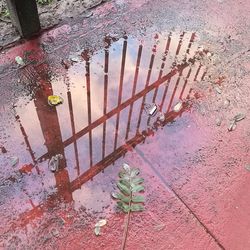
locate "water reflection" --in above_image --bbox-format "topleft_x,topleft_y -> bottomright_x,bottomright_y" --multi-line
2,31 -> 206,229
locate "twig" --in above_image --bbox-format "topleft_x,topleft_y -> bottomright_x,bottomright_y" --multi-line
0,17 -> 11,23
121,192 -> 132,250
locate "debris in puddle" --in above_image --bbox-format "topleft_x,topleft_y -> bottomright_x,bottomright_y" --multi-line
51,228 -> 60,237
0,146 -> 7,154
15,56 -> 25,66
19,164 -> 33,174
48,95 -> 64,106
70,57 -> 80,63
48,154 -> 63,172
233,113 -> 246,122
144,103 -> 158,116
214,86 -> 222,94
10,156 -> 19,167
197,104 -> 206,116
245,164 -> 250,171
94,219 -> 107,236
223,99 -> 230,108
215,76 -> 226,86
228,120 -> 237,131
216,117 -> 222,126
197,46 -> 204,52
82,10 -> 93,18
154,223 -> 166,231
173,101 -> 183,112
61,59 -> 72,69
158,112 -> 165,122
227,113 -> 246,131
206,52 -> 212,58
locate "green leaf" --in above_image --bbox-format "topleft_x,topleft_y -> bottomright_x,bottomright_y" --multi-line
10,156 -> 19,167
117,182 -> 131,195
111,192 -> 120,199
130,168 -> 140,177
119,179 -> 130,188
117,201 -> 130,213
130,204 -> 144,212
131,184 -> 144,193
131,177 -> 144,185
111,192 -> 130,203
132,195 -> 145,203
119,170 -> 129,180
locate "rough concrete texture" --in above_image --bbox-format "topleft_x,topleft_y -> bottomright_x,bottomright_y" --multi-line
0,0 -> 249,249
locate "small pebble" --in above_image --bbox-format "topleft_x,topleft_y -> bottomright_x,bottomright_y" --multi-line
216,117 -> 222,126
234,113 -> 246,122
158,112 -> 165,122
51,228 -> 60,237
173,102 -> 183,112
70,57 -> 79,63
0,146 -> 7,154
228,120 -> 236,131
223,99 -> 230,108
214,86 -> 222,94
245,164 -> 250,171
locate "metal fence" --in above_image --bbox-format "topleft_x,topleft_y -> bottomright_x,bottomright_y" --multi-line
11,31 -> 205,228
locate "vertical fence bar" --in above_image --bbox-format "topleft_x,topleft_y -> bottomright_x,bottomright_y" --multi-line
159,78 -> 171,111
194,64 -> 202,81
85,55 -> 93,167
102,39 -> 110,159
200,69 -> 207,81
113,38 -> 128,150
178,33 -> 197,99
146,33 -> 172,124
186,63 -> 205,98
166,69 -> 183,113
186,33 -> 196,56
175,32 -> 185,56
179,68 -> 192,99
67,89 -> 80,176
125,44 -> 143,140
151,33 -> 172,104
136,42 -> 157,133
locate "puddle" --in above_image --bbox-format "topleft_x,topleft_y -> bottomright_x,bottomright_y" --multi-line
0,30 -> 206,246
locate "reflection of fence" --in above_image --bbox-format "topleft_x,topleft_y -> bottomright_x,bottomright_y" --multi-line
13,32 -> 205,228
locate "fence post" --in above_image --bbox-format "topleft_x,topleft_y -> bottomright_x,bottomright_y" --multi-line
6,0 -> 40,38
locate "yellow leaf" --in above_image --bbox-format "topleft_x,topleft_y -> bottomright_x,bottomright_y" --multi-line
48,95 -> 64,106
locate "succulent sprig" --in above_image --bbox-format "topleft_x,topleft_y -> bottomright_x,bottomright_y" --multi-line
112,163 -> 145,250
112,163 -> 145,213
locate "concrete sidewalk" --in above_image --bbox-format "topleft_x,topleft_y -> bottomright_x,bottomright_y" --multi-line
0,0 -> 249,249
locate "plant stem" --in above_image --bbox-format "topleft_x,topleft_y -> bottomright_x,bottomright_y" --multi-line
121,191 -> 132,249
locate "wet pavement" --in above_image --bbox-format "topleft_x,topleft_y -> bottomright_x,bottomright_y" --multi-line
0,0 -> 250,249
